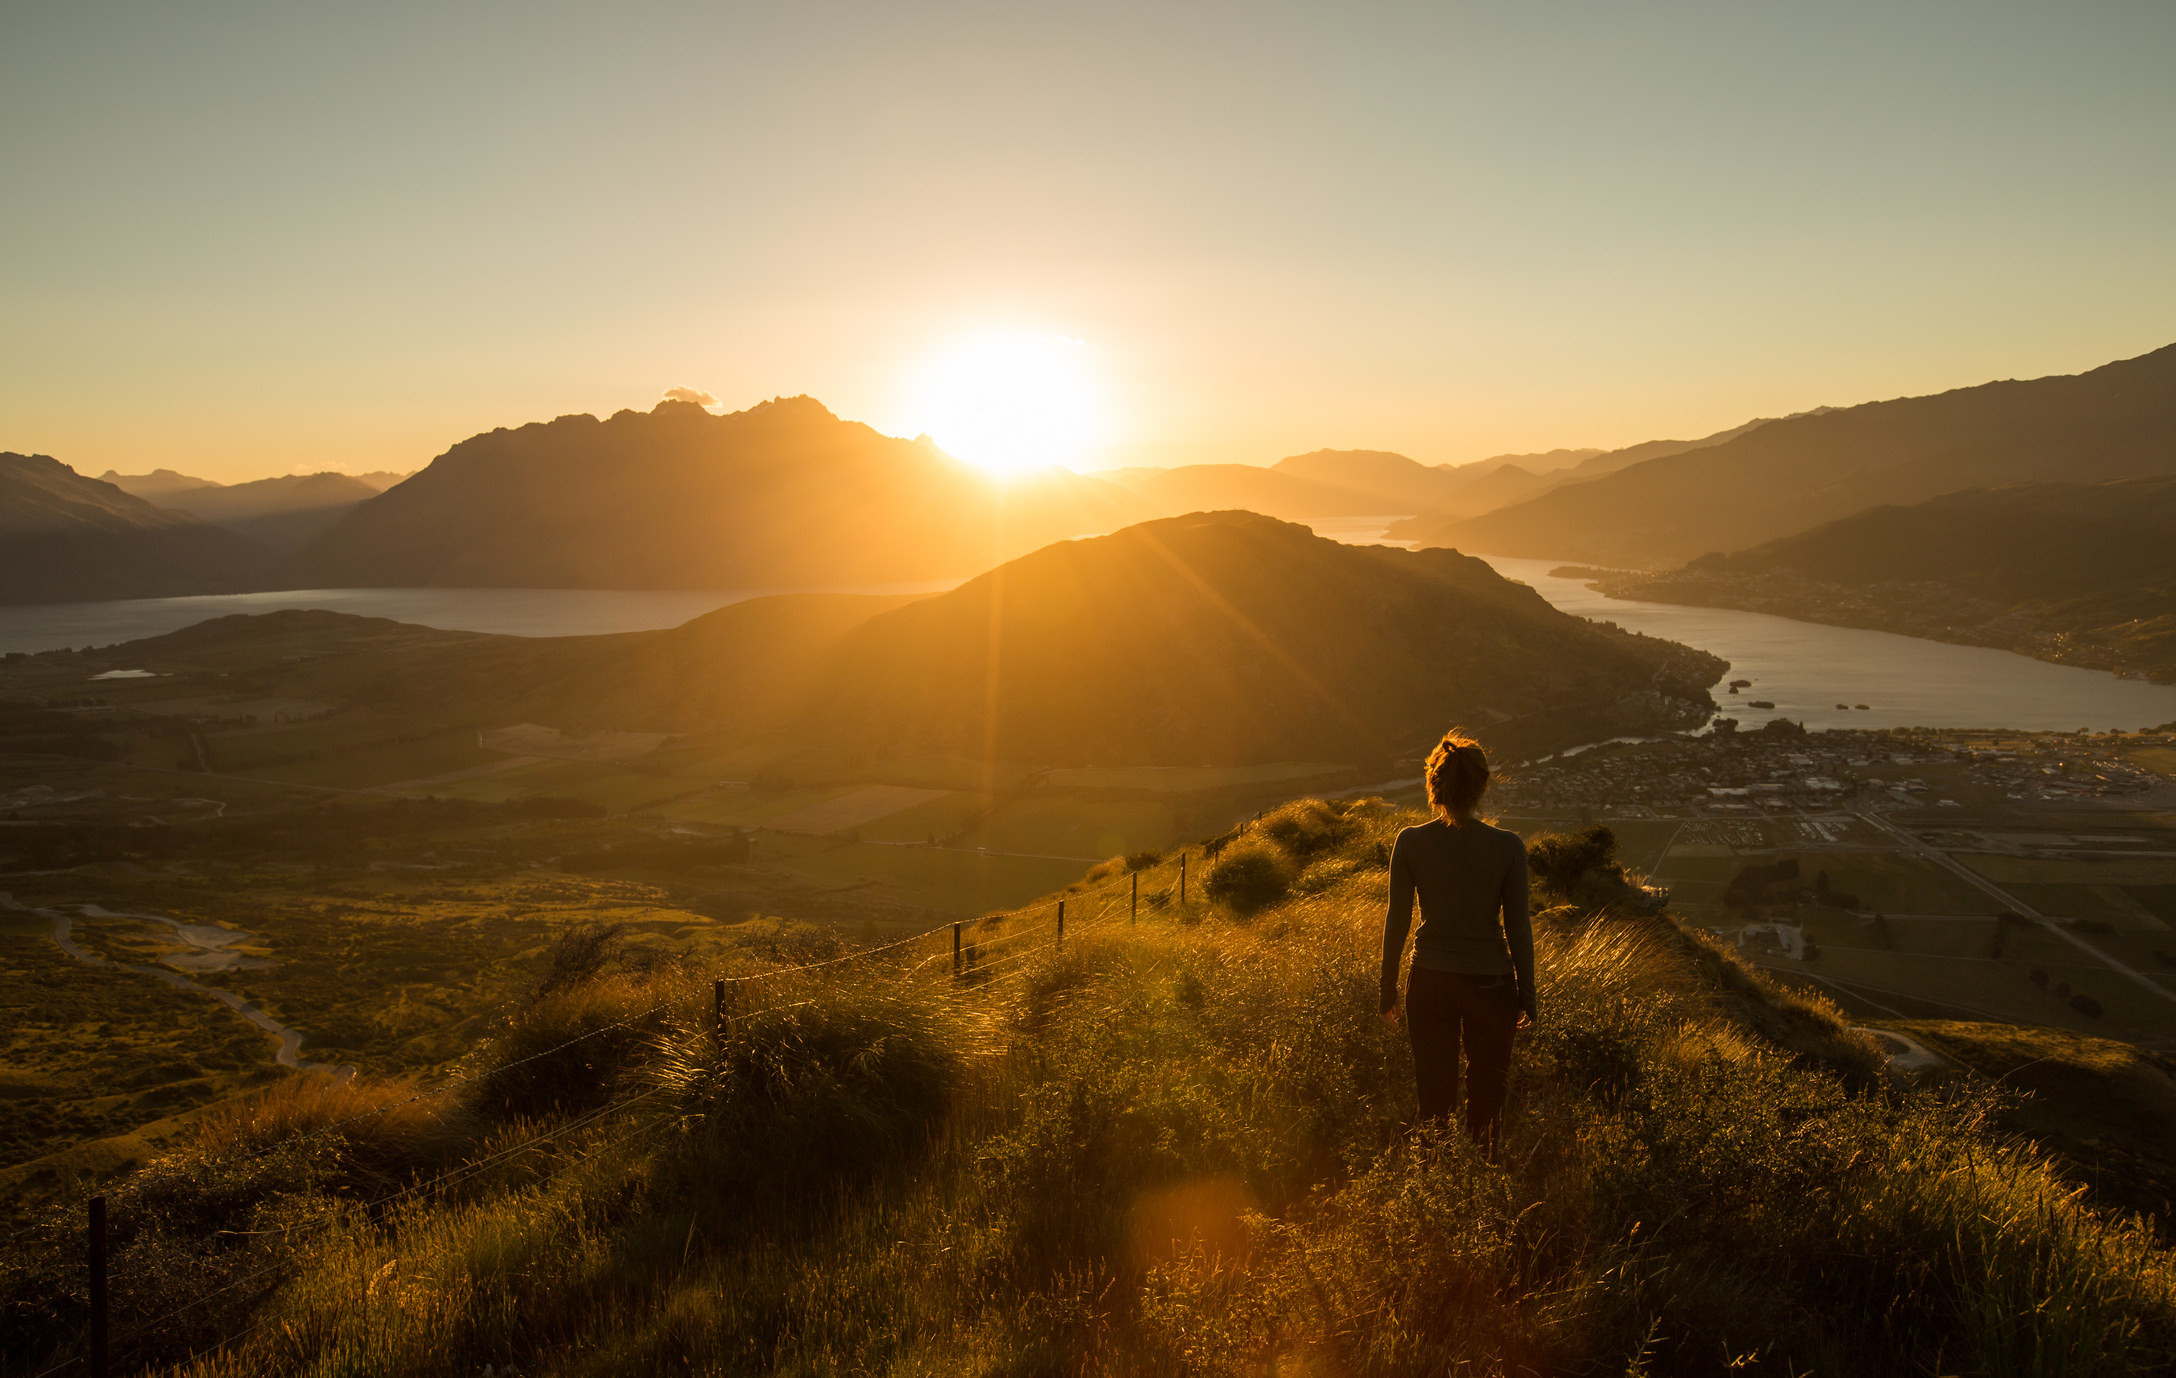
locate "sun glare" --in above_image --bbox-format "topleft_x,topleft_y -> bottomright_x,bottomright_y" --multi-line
912,333 -> 1110,477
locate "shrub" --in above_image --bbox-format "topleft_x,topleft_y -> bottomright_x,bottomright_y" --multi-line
189,1072 -> 466,1192
1529,824 -> 1627,903
472,972 -> 669,1120
651,976 -> 964,1191
1256,798 -> 1353,861
1204,839 -> 1291,915
532,919 -> 627,999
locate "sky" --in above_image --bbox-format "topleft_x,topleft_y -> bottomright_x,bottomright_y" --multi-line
2,0 -> 2173,483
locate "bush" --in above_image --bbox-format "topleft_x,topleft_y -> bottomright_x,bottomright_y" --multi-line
1204,839 -> 1292,915
189,1072 -> 466,1192
1529,823 -> 1626,902
1255,798 -> 1353,861
473,972 -> 669,1119
652,976 -> 964,1190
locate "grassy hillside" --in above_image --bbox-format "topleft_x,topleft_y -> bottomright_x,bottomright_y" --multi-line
1578,476 -> 2176,681
8,802 -> 2173,1376
1397,342 -> 2176,567
0,454 -> 272,604
279,396 -> 1147,590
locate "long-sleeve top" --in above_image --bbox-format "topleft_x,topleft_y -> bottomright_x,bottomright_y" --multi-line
1380,819 -> 1535,1015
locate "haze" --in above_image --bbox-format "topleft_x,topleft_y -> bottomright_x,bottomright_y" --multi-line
3,1 -> 2173,482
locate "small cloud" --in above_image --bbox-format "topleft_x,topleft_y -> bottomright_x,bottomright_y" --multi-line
662,387 -> 718,409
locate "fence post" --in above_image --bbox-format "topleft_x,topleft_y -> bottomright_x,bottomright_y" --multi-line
1131,871 -> 1138,924
953,921 -> 963,977
89,1195 -> 107,1378
1057,899 -> 1065,944
713,977 -> 725,1033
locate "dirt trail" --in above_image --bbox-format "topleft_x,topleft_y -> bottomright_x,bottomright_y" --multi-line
1,891 -> 351,1077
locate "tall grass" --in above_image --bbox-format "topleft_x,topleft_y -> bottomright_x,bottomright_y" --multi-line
10,804 -> 2174,1376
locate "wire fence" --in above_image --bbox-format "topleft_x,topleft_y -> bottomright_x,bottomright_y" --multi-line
22,850 -> 1197,1378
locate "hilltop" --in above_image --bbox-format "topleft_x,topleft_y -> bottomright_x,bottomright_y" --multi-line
279,396 -> 1147,589
1579,476 -> 2176,680
1395,344 -> 2176,566
8,803 -> 2172,1374
0,454 -> 271,604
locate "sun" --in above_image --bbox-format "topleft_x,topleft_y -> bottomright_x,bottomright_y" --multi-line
911,333 -> 1110,477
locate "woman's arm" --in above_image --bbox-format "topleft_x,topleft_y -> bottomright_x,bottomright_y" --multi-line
1380,831 -> 1414,1015
1502,838 -> 1536,1021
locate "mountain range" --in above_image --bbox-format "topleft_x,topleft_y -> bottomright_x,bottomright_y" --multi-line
1399,344 -> 2176,566
1576,476 -> 2176,682
278,396 -> 1148,589
13,342 -> 2175,613
1094,419 -> 1790,532
0,454 -> 270,605
94,512 -> 1724,767
136,472 -> 393,551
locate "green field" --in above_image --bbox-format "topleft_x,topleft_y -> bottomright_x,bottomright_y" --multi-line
956,795 -> 1177,859
1043,761 -> 1349,793
745,835 -> 1093,916
200,712 -> 501,790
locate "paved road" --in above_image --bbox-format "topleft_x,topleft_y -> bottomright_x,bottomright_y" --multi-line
1855,809 -> 2175,1007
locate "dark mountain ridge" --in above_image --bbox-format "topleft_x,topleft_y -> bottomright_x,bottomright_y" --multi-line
0,454 -> 272,604
280,396 -> 1147,590
1399,344 -> 2176,566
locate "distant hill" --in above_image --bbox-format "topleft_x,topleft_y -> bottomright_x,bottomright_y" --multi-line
280,397 -> 1148,589
1110,423 -> 1805,535
154,472 -> 386,551
102,468 -> 414,550
1393,346 -> 2176,565
97,468 -> 223,502
1268,449 -> 1470,510
1104,448 -> 1561,525
1472,446 -> 1604,473
1101,463 -> 1395,522
107,512 -> 1724,768
0,454 -> 272,605
1579,476 -> 2176,681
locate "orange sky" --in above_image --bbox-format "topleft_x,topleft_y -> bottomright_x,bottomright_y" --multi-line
3,3 -> 2172,484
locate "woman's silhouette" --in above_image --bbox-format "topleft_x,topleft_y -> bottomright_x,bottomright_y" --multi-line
1380,731 -> 1535,1149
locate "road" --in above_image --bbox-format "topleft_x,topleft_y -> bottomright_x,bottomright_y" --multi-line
1855,809 -> 2176,1007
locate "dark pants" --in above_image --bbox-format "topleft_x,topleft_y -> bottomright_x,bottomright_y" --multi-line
1406,966 -> 1518,1148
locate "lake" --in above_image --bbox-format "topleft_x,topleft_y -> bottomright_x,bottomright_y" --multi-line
1482,556 -> 2176,734
0,582 -> 961,655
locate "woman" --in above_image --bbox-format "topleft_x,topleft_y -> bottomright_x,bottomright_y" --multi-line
1381,731 -> 1535,1149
